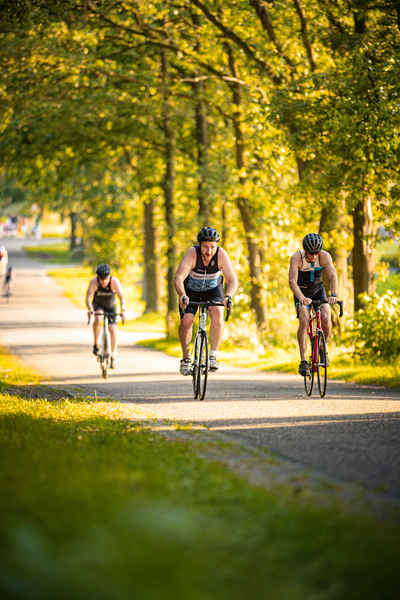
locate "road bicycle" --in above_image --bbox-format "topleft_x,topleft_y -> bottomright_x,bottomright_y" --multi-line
3,280 -> 12,301
88,311 -> 123,379
180,299 -> 231,401
296,299 -> 343,397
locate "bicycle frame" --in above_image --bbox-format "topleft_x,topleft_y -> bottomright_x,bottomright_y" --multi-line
296,300 -> 343,397
88,311 -> 123,379
308,306 -> 322,374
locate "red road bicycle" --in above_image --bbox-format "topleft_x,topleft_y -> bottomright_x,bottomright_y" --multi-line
296,300 -> 343,397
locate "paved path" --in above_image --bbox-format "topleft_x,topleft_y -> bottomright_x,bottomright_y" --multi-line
1,238 -> 400,502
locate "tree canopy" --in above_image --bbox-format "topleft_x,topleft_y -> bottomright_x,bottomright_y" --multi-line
1,0 -> 399,327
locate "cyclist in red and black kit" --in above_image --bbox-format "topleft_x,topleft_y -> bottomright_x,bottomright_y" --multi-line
174,227 -> 238,376
289,233 -> 338,376
86,263 -> 126,369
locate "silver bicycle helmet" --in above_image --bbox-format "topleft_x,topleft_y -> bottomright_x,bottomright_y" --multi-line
302,233 -> 323,254
96,263 -> 111,278
197,227 -> 220,243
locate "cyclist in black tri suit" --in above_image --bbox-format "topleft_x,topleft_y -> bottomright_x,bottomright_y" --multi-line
3,265 -> 14,296
174,227 -> 238,375
289,233 -> 338,376
86,263 -> 126,369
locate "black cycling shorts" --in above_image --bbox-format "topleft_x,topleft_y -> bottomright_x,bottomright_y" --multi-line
181,283 -> 225,317
93,304 -> 117,323
294,286 -> 327,311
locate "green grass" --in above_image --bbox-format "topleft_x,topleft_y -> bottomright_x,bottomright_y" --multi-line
376,239 -> 400,268
123,310 -> 166,333
376,272 -> 400,296
0,346 -> 42,388
22,242 -> 73,264
1,390 -> 400,598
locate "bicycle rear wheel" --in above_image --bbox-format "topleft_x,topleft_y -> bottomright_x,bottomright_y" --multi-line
317,330 -> 327,397
197,331 -> 208,401
304,335 -> 315,396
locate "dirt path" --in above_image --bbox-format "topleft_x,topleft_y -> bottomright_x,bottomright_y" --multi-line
1,238 -> 400,506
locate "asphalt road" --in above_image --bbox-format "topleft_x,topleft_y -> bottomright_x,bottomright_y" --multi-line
1,238 -> 400,501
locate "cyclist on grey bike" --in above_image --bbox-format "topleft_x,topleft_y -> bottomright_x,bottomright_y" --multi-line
289,233 -> 338,377
86,263 -> 126,369
174,227 -> 238,376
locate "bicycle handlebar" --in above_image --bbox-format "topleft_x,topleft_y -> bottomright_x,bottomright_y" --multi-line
296,300 -> 343,319
179,298 -> 232,321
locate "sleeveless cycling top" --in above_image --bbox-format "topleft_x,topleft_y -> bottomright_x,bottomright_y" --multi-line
185,246 -> 223,292
93,277 -> 116,310
297,250 -> 324,291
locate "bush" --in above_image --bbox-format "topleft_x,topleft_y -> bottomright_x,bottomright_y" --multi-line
351,291 -> 400,361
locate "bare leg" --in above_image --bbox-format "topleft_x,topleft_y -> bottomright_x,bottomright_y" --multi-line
109,323 -> 118,356
179,313 -> 195,358
93,315 -> 103,346
298,306 -> 309,362
208,306 -> 224,351
321,304 -> 332,342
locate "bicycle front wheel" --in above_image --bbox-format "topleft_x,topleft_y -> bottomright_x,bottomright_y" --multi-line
317,330 -> 327,397
192,333 -> 200,399
197,331 -> 208,401
101,334 -> 109,379
304,335 -> 315,397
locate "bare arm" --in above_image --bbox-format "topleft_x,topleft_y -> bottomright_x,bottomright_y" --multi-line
321,252 -> 338,304
111,277 -> 126,320
288,253 -> 311,305
174,247 -> 196,308
85,278 -> 97,314
218,248 -> 238,307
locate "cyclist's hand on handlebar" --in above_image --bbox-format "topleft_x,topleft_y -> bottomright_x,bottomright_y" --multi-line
223,295 -> 233,310
327,296 -> 338,305
121,310 -> 126,324
87,310 -> 93,324
179,295 -> 189,309
300,296 -> 312,306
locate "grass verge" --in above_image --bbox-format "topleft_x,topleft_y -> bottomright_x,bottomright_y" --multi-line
0,346 -> 42,388
23,242 -> 72,264
1,376 -> 400,598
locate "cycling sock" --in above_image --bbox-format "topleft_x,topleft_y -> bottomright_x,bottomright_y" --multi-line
210,349 -> 218,358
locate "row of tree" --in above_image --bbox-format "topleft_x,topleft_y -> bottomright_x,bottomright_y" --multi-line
1,0 -> 399,333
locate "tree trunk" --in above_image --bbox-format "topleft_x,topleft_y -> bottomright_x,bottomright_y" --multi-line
162,46 -> 178,335
192,13 -> 210,225
143,196 -> 162,312
69,211 -> 77,251
319,199 -> 349,309
125,148 -> 162,314
352,196 -> 375,312
227,45 -> 268,329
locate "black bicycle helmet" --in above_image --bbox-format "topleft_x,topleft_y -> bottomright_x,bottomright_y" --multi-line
302,233 -> 323,254
96,263 -> 111,278
197,227 -> 220,243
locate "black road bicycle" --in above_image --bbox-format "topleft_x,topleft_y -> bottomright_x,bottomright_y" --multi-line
181,299 -> 231,401
88,312 -> 123,379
